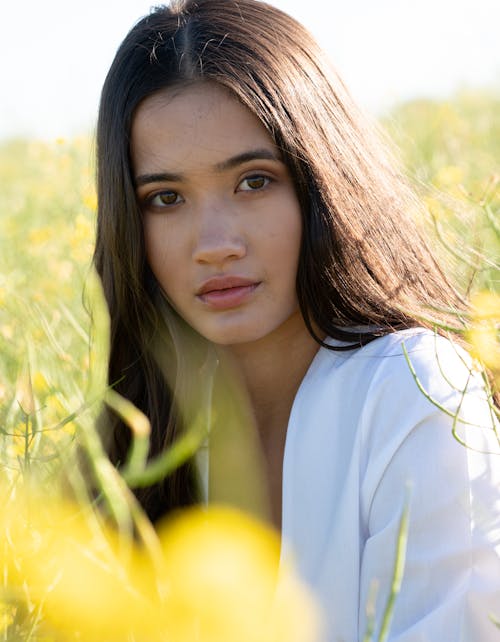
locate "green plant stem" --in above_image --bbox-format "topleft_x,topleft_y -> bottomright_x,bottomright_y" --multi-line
123,416 -> 208,488
77,418 -> 132,533
402,343 -> 497,448
378,496 -> 410,642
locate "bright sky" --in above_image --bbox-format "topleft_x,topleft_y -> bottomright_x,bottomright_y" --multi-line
0,0 -> 498,140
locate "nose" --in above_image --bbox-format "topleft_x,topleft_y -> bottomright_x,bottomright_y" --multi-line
192,204 -> 246,266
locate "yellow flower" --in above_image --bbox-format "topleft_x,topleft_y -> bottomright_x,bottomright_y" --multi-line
433,165 -> 465,189
50,258 -> 74,280
0,488 -> 321,642
70,213 -> 94,262
0,601 -> 16,635
467,292 -> 500,384
0,324 -> 14,340
28,226 -> 52,247
1,486 -> 158,641
43,393 -> 67,419
32,371 -> 49,395
424,196 -> 449,221
470,291 -> 500,321
74,213 -> 93,239
6,429 -> 28,459
157,505 -> 321,642
82,186 -> 98,212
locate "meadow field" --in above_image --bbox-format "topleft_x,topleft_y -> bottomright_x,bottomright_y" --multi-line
0,91 -> 498,640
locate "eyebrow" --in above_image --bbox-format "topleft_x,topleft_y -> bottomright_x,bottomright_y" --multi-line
214,148 -> 279,172
134,148 -> 281,187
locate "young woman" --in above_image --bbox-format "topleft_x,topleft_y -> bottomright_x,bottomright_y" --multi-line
94,0 -> 500,639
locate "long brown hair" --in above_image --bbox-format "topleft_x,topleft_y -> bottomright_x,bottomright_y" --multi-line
94,0 -> 464,521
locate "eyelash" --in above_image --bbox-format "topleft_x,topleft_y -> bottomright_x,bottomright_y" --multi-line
238,174 -> 272,191
147,191 -> 181,208
143,174 -> 273,210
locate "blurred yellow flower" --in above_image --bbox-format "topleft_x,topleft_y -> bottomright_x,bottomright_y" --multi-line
470,291 -> 500,320
70,213 -> 94,263
28,226 -> 52,247
74,212 -> 93,237
466,291 -> 500,385
50,258 -> 74,281
0,324 -> 14,340
434,165 -> 465,189
43,393 -> 67,417
157,505 -> 321,642
424,196 -> 449,221
82,186 -> 98,212
1,487 -> 158,641
0,488 -> 321,642
32,371 -> 49,395
0,601 -> 16,634
6,429 -> 28,459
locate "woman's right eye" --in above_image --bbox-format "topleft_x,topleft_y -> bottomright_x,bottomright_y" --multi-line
147,190 -> 182,208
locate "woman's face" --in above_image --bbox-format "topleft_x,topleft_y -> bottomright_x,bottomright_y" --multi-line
131,82 -> 303,347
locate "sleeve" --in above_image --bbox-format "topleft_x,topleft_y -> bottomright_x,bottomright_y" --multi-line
357,332 -> 500,642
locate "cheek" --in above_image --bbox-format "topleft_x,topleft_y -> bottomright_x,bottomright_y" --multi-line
143,219 -> 181,290
270,204 -> 302,269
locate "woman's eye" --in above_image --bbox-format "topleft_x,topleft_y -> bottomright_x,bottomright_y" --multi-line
238,175 -> 270,191
149,191 -> 181,207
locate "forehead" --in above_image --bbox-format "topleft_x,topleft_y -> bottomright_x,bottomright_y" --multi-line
130,82 -> 276,174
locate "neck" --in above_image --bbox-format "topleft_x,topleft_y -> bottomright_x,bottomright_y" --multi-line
223,311 -> 321,441
214,311 -> 322,530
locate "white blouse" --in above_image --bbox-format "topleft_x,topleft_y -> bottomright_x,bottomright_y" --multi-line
280,328 -> 500,641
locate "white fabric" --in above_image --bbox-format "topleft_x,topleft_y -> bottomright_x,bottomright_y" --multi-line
280,328 -> 500,642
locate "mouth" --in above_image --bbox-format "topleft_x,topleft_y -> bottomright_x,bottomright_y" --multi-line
196,276 -> 260,310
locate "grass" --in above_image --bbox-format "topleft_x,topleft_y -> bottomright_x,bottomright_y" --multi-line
383,90 -> 500,294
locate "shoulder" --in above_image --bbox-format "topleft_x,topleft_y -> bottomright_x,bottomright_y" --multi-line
314,327 -> 487,413
345,329 -> 500,524
304,327 -> 497,462
358,329 -> 493,437
362,327 -> 475,393
293,327 -> 498,469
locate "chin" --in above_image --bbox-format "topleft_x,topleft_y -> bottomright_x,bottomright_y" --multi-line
200,323 -> 272,347
195,308 -> 303,347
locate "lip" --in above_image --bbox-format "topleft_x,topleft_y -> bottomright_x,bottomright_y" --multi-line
196,276 -> 260,310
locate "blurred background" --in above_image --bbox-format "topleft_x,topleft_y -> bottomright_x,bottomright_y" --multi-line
0,0 -> 499,139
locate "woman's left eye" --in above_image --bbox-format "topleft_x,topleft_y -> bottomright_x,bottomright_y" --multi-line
238,175 -> 271,191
